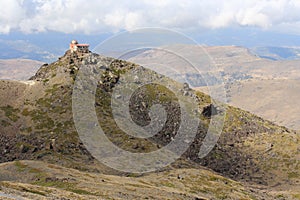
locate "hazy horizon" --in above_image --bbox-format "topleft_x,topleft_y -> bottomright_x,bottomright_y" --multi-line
1,0 -> 300,62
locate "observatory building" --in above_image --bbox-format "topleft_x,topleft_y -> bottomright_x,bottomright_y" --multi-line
69,40 -> 89,53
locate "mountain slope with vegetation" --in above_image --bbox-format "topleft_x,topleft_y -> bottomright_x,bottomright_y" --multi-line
0,50 -> 299,199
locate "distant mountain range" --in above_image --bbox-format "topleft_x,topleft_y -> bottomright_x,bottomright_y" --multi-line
1,29 -> 300,63
0,32 -> 110,62
0,39 -> 58,62
251,46 -> 300,60
0,59 -> 43,80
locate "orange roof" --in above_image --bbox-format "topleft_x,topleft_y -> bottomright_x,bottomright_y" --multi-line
76,44 -> 89,47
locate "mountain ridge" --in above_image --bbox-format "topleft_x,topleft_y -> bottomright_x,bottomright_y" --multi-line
0,49 -> 299,199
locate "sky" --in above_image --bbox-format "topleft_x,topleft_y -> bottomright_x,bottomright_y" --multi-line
0,0 -> 300,61
1,0 -> 300,35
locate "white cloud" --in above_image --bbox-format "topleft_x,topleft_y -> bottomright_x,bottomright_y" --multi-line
236,8 -> 271,28
0,0 -> 300,34
0,0 -> 25,33
124,12 -> 141,30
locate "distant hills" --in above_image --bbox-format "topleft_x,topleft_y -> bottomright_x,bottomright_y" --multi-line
0,39 -> 58,62
0,33 -> 109,62
0,59 -> 44,80
251,46 -> 300,60
128,45 -> 300,130
1,31 -> 300,63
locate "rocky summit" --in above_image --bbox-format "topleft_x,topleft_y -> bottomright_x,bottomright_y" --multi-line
0,49 -> 299,199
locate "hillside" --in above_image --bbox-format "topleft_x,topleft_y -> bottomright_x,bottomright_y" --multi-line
251,46 -> 300,60
0,59 -> 44,80
0,50 -> 299,199
128,45 -> 300,130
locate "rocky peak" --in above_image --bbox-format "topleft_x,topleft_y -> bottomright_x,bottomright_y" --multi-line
29,50 -> 90,82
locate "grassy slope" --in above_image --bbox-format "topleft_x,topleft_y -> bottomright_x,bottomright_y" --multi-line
0,160 -> 288,200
